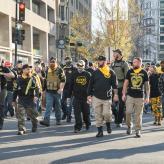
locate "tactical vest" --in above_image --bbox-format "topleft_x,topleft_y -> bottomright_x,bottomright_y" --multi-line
111,61 -> 125,81
46,70 -> 60,91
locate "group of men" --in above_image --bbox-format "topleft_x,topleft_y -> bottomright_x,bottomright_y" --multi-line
0,49 -> 164,138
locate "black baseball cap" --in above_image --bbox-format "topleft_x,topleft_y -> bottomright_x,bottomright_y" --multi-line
113,49 -> 122,56
22,64 -> 32,70
97,55 -> 106,61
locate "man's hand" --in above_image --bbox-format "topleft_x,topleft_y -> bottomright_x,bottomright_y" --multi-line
57,88 -> 63,94
122,94 -> 126,102
113,94 -> 119,102
12,102 -> 16,108
87,96 -> 92,104
144,98 -> 149,104
34,97 -> 38,103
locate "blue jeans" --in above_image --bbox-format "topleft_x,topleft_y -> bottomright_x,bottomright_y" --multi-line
4,91 -> 14,116
44,91 -> 61,123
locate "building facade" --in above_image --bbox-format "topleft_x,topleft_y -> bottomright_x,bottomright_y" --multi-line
56,0 -> 92,62
0,0 -> 57,65
135,0 -> 164,62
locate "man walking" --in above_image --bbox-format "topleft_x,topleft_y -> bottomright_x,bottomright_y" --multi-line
13,64 -> 39,135
40,57 -> 66,126
68,60 -> 91,132
61,57 -> 76,122
111,49 -> 129,127
88,56 -> 118,137
0,59 -> 15,130
122,57 -> 150,138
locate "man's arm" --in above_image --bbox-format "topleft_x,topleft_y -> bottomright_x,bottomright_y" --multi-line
122,79 -> 129,102
144,81 -> 150,103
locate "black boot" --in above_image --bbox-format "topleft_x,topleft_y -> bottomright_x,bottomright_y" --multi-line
0,118 -> 4,130
106,122 -> 112,134
96,126 -> 103,137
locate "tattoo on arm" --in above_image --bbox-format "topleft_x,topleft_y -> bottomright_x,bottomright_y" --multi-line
113,89 -> 118,95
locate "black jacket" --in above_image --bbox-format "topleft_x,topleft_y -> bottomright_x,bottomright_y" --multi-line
88,69 -> 118,100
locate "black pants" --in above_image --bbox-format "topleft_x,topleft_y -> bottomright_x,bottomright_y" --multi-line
113,87 -> 125,124
61,89 -> 72,117
73,98 -> 91,130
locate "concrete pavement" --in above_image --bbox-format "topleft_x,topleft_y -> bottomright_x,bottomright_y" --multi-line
0,113 -> 164,164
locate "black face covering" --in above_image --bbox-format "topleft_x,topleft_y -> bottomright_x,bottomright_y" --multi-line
66,61 -> 72,66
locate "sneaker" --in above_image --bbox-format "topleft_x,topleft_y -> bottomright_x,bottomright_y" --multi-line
74,129 -> 81,133
136,130 -> 141,138
127,127 -> 132,135
116,123 -> 123,128
17,128 -> 26,135
158,122 -> 161,126
40,120 -> 50,127
17,131 -> 24,135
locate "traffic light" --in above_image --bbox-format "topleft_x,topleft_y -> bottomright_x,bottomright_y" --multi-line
77,42 -> 82,46
65,36 -> 70,44
17,29 -> 25,45
19,2 -> 25,22
70,42 -> 75,46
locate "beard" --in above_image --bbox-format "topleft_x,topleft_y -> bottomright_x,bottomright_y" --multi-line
50,63 -> 56,70
98,62 -> 105,68
133,66 -> 140,69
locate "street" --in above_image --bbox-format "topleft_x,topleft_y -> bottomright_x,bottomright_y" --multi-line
0,113 -> 164,164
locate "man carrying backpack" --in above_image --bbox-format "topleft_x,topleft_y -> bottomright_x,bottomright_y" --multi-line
111,49 -> 129,127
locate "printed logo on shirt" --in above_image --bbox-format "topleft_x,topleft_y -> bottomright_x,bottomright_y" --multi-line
130,73 -> 144,89
76,76 -> 87,86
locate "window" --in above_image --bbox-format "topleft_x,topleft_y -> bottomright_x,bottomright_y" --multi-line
60,6 -> 65,21
32,2 -> 40,14
71,0 -> 73,6
160,36 -> 164,43
160,45 -> 164,51
160,1 -> 164,8
160,10 -> 164,16
160,18 -> 164,25
161,27 -> 164,34
76,0 -> 78,9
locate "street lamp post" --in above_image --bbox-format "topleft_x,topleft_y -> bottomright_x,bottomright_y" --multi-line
15,0 -> 18,66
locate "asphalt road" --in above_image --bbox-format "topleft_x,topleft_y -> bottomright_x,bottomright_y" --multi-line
0,113 -> 164,164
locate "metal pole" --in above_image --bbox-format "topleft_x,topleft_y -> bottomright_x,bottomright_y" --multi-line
14,0 -> 18,66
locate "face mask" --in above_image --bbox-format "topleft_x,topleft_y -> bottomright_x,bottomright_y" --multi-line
66,61 -> 71,66
77,67 -> 84,73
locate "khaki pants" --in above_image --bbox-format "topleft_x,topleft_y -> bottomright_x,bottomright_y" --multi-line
126,95 -> 144,131
92,96 -> 112,127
